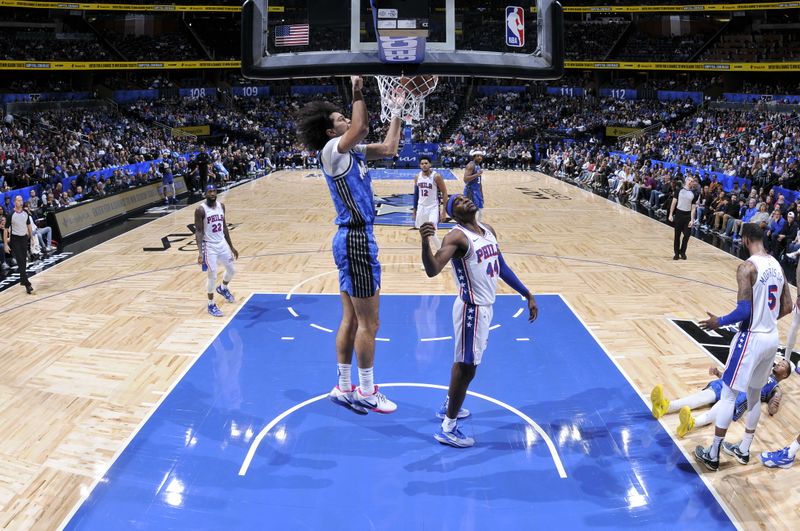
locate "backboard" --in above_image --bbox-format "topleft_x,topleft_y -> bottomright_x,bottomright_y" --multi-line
241,0 -> 563,80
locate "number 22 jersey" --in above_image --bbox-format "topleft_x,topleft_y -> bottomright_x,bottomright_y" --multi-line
201,201 -> 230,254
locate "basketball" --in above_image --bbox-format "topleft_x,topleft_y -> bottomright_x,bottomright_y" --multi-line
399,75 -> 438,97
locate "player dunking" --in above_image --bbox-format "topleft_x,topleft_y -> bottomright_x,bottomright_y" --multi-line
419,194 -> 537,447
463,150 -> 484,221
296,75 -> 402,415
413,156 -> 448,250
694,223 -> 792,469
194,184 -> 238,317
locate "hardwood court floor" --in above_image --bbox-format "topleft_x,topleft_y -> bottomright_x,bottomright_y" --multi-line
0,170 -> 797,529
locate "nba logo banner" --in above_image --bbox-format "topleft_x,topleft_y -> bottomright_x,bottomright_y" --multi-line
506,6 -> 524,48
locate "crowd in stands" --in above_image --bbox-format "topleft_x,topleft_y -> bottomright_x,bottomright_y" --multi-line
0,32 -> 112,61
564,20 -> 628,60
614,28 -> 713,62
615,108 -> 800,188
541,141 -> 800,263
439,90 -> 697,164
702,28 -> 800,63
104,31 -> 204,62
742,80 -> 800,96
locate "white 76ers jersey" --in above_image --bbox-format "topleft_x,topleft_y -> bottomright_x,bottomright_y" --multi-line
747,254 -> 784,333
450,223 -> 499,306
202,201 -> 229,252
416,171 -> 439,210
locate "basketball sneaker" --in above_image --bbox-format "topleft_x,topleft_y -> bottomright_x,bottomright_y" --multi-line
694,445 -> 719,471
677,406 -> 695,438
721,442 -> 750,465
650,385 -> 669,419
353,385 -> 397,414
436,397 -> 471,420
760,447 -> 795,469
207,302 -> 223,317
216,285 -> 235,303
434,425 -> 475,448
328,385 -> 367,415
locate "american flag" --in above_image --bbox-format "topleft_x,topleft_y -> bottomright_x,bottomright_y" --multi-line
274,24 -> 309,46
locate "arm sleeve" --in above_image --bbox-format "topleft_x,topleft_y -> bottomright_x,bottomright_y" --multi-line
498,252 -> 530,298
413,186 -> 419,209
717,300 -> 752,327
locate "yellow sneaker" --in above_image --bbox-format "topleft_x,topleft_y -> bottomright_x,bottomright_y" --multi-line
650,385 -> 669,419
677,406 -> 695,438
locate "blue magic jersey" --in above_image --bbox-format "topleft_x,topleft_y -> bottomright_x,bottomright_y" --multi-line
320,137 -> 374,226
464,162 -> 482,195
733,374 -> 780,420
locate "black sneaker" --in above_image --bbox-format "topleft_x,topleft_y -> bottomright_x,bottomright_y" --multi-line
680,254 -> 687,260
722,442 -> 750,465
694,445 -> 719,471
25,284 -> 34,294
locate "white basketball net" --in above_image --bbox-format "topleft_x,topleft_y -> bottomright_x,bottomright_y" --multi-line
375,75 -> 438,125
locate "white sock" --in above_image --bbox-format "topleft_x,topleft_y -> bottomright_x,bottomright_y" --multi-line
695,411 -> 713,428
358,367 -> 374,396
441,416 -> 457,432
789,439 -> 800,458
337,363 -> 351,391
739,432 -> 754,454
709,435 -> 724,460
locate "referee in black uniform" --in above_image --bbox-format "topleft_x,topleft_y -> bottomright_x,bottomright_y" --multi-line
4,195 -> 34,293
668,176 -> 698,260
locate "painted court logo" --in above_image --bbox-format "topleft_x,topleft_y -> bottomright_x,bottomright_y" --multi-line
671,318 -> 799,368
373,193 -> 455,228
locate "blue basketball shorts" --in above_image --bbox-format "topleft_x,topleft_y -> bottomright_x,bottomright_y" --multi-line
332,225 -> 381,298
464,187 -> 484,209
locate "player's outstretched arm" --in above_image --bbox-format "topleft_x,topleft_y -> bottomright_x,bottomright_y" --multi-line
420,223 -> 465,277
338,76 -> 369,153
700,261 -> 756,330
366,116 -> 403,160
194,206 -> 205,265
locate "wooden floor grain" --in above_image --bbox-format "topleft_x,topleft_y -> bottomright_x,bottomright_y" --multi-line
0,170 -> 797,530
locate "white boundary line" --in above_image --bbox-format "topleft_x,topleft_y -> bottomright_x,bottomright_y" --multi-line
556,294 -> 741,530
420,336 -> 452,342
57,292 -> 256,531
237,382 -> 567,479
310,323 -> 333,333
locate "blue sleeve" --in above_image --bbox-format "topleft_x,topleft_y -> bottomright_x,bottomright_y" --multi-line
413,186 -> 419,209
498,252 -> 530,298
717,300 -> 752,327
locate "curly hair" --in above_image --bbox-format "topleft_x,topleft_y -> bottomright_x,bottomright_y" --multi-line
296,100 -> 339,151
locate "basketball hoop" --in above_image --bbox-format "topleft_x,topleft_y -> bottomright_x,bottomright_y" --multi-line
374,75 -> 438,125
